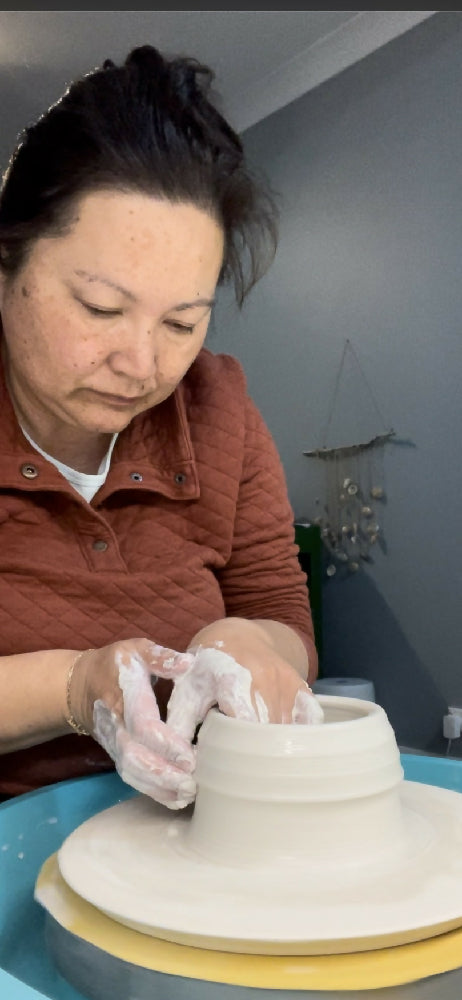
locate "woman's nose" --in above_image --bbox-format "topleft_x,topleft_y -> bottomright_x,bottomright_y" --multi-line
108,325 -> 157,382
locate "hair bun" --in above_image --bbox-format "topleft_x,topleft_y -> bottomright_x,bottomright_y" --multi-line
124,45 -> 166,78
124,44 -> 212,106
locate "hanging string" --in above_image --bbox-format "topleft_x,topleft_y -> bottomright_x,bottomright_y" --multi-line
319,339 -> 348,449
318,338 -> 393,450
346,339 -> 391,431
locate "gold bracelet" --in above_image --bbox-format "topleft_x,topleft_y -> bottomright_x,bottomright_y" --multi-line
66,649 -> 95,737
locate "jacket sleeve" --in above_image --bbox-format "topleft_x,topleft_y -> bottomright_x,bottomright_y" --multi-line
216,392 -> 318,671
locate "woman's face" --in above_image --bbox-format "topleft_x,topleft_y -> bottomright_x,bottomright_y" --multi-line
0,190 -> 224,438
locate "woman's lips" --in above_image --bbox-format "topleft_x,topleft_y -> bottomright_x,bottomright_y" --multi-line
88,389 -> 148,407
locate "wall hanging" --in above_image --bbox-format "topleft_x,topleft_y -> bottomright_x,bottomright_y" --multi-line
304,338 -> 395,577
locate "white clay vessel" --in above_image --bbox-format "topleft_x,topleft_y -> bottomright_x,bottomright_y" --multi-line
57,696 -> 462,954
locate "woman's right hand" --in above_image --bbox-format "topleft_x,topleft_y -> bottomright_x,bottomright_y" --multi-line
69,639 -> 197,809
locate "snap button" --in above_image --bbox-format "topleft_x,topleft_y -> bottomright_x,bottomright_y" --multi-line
174,472 -> 187,485
130,472 -> 143,482
92,539 -> 108,552
20,463 -> 39,480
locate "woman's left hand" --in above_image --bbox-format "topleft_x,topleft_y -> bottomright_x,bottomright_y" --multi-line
166,618 -> 324,743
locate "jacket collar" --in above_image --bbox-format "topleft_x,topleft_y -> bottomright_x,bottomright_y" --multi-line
97,381 -> 200,503
0,348 -> 200,503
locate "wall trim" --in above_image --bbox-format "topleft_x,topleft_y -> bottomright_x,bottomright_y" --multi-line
229,10 -> 437,133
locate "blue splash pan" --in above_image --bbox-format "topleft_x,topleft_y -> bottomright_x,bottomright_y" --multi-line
1,755 -> 462,999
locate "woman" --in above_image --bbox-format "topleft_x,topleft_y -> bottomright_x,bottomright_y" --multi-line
0,44 -> 322,806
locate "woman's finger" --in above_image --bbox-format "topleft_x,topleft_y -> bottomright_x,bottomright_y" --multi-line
93,699 -> 196,808
291,685 -> 325,724
167,647 -> 260,741
143,642 -> 196,678
116,729 -> 197,808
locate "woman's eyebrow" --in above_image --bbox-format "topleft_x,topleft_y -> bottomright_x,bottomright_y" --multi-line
74,269 -> 137,301
174,298 -> 215,312
73,270 -> 215,311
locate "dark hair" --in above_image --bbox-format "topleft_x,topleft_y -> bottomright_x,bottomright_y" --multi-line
0,44 -> 278,305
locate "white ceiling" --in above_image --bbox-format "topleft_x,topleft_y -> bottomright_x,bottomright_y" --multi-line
0,10 -> 436,146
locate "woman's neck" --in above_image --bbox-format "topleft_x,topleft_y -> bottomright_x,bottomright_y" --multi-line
21,423 -> 113,474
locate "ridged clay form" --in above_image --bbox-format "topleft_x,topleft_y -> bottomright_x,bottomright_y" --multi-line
57,697 -> 462,954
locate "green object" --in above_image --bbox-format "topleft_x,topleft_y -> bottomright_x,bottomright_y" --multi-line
294,521 -> 323,670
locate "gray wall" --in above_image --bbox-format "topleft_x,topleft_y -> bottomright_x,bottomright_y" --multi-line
211,12 -> 462,752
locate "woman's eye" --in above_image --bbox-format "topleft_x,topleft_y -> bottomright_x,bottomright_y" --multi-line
81,302 -> 122,318
167,321 -> 195,335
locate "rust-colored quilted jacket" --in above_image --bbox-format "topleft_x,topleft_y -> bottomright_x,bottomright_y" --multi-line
0,347 -> 315,795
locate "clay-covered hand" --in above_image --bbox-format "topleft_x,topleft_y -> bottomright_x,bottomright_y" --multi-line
70,639 -> 197,809
166,620 -> 324,744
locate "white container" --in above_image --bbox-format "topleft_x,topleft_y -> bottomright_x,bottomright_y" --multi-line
313,676 -> 376,701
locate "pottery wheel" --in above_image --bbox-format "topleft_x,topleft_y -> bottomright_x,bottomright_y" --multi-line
57,780 -> 462,955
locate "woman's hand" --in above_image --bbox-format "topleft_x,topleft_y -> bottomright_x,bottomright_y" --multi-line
68,623 -> 323,810
69,639 -> 198,809
166,618 -> 324,743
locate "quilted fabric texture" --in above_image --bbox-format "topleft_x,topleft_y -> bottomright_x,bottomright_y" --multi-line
0,348 -> 315,794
